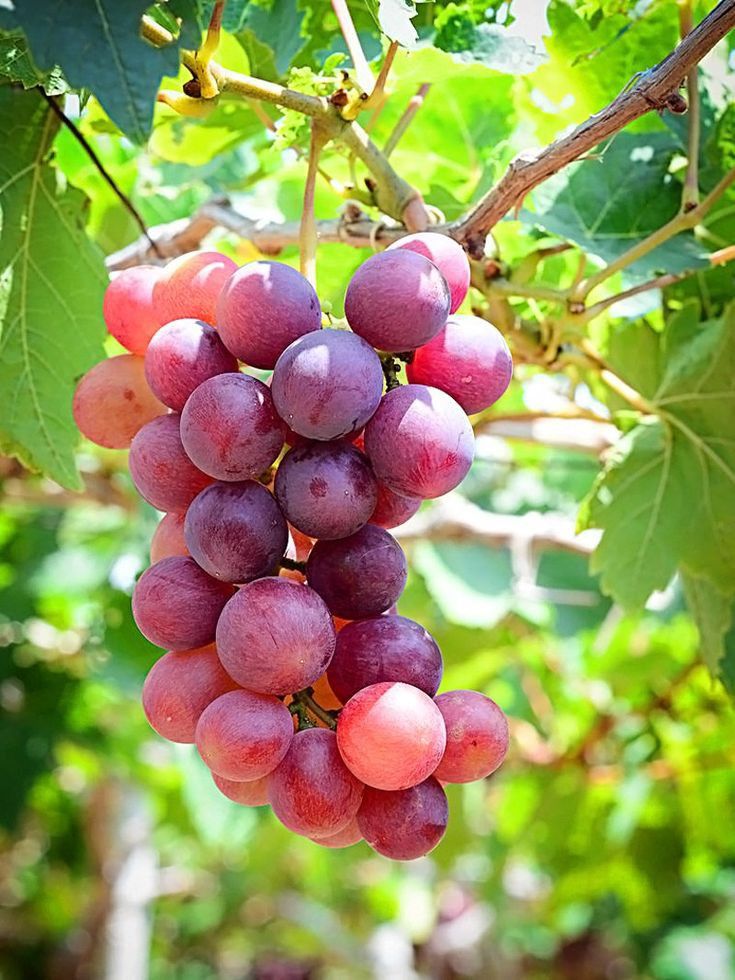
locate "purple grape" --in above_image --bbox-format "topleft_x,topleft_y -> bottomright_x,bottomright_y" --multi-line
407,314 -> 512,414
144,318 -> 237,412
129,414 -> 213,513
216,577 -> 336,694
274,442 -> 378,540
271,329 -> 383,441
357,777 -> 448,860
216,260 -> 322,368
180,373 -> 286,481
369,482 -> 421,529
132,557 -> 234,651
327,615 -> 443,704
306,525 -> 407,619
387,232 -> 470,314
184,481 -> 288,583
364,384 -> 474,499
344,250 -> 450,352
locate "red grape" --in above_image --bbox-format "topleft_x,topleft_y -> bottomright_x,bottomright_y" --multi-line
129,413 -> 213,513
73,355 -> 166,449
153,250 -> 236,325
369,482 -> 421,529
216,577 -> 336,694
337,681 -> 446,790
132,556 -> 234,651
216,260 -> 322,368
103,265 -> 161,354
150,511 -> 189,563
311,816 -> 362,848
269,728 -> 364,838
212,772 -> 270,807
357,777 -> 448,860
195,689 -> 294,781
387,232 -> 470,314
433,690 -> 509,783
144,318 -> 237,412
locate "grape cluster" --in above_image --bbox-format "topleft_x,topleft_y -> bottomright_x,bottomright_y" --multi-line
74,234 -> 513,860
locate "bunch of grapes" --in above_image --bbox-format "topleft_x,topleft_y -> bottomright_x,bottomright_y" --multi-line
74,234 -> 513,860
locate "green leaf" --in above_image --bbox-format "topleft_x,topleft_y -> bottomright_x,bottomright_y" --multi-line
0,86 -> 107,489
437,22 -> 547,75
241,0 -> 306,75
0,29 -> 66,93
681,572 -> 733,684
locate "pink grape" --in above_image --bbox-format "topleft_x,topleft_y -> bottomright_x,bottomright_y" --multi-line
212,772 -> 270,807
311,816 -> 362,848
306,525 -> 407,620
337,682 -> 446,790
327,615 -> 443,704
388,232 -> 470,314
406,314 -> 512,414
216,577 -> 336,694
344,250 -> 450,352
153,250 -> 236,325
269,729 -> 364,838
103,265 -> 162,354
184,481 -> 287,582
369,483 -> 421,530
132,556 -> 234,651
129,413 -> 213,513
73,355 -> 166,449
274,442 -> 378,540
216,260 -> 322,368
141,644 -> 238,743
144,318 -> 237,412
364,384 -> 474,498
150,512 -> 189,563
433,690 -> 509,783
357,778 -> 448,860
180,373 -> 285,481
271,329 -> 383,441
195,689 -> 293,781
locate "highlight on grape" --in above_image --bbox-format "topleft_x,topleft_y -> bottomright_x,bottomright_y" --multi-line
74,236 -> 513,860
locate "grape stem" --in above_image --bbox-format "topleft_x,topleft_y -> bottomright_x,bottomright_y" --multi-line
380,355 -> 403,391
279,556 -> 307,573
679,0 -> 700,211
300,122 -> 329,289
291,689 -> 339,730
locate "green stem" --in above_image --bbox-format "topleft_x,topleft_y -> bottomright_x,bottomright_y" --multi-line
291,690 -> 339,730
300,122 -> 328,289
679,0 -> 700,210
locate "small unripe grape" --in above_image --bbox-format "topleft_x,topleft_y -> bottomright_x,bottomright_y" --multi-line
212,772 -> 270,807
153,250 -> 236,325
129,413 -> 213,513
433,690 -> 509,783
388,232 -> 470,314
144,318 -> 237,412
357,777 -> 448,860
73,355 -> 166,449
103,265 -> 162,354
150,512 -> 189,563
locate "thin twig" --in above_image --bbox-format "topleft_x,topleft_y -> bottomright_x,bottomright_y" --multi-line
363,41 -> 399,111
140,14 -> 174,46
384,83 -> 431,157
679,0 -> 700,210
300,122 -> 328,288
330,0 -> 374,93
582,272 -> 686,318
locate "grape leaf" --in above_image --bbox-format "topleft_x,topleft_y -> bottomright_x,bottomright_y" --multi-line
0,29 -> 66,93
681,572 -> 733,686
436,22 -> 547,75
0,86 -> 107,489
241,0 -> 306,75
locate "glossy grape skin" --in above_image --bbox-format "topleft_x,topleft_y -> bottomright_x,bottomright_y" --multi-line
271,329 -> 383,441
150,512 -> 189,563
103,265 -> 162,354
216,260 -> 322,368
216,577 -> 336,695
180,373 -> 285,481
141,644 -> 238,743
337,682 -> 446,790
132,557 -> 234,651
275,442 -> 378,540
344,250 -> 450,352
144,318 -> 237,412
433,690 -> 509,783
327,615 -> 443,704
153,250 -> 237,325
306,525 -> 407,620
73,355 -> 166,449
388,232 -> 470,314
184,481 -> 288,583
406,314 -> 512,415
364,384 -> 474,499
195,689 -> 293,781
311,816 -> 362,848
357,777 -> 448,860
369,483 -> 421,530
269,729 -> 364,838
212,772 -> 270,807
129,414 -> 213,513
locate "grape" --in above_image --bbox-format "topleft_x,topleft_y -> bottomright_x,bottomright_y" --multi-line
153,250 -> 237,325
344,250 -> 450,352
150,512 -> 189,563
336,681 -> 446,790
212,772 -> 270,807
433,690 -> 509,783
327,615 -> 443,704
271,329 -> 383,441
216,577 -> 336,694
180,373 -> 285,481
306,525 -> 407,619
216,260 -> 322,368
269,729 -> 364,838
387,232 -> 470,314
141,644 -> 238,743
144,318 -> 237,412
357,778 -> 448,860
132,556 -> 234,651
73,355 -> 166,449
195,689 -> 293,781
364,384 -> 474,499
129,413 -> 213,512
311,816 -> 362,848
406,314 -> 512,415
369,483 -> 421,530
184,481 -> 288,582
274,442 -> 378,540
103,265 -> 162,354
